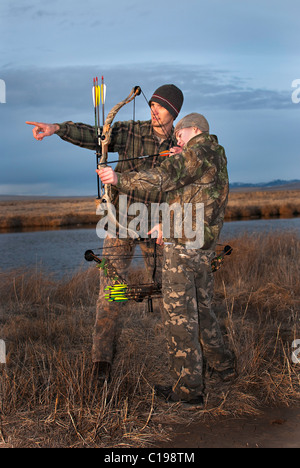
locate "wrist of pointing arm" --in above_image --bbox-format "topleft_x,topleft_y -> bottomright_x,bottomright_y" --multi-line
54,122 -> 69,136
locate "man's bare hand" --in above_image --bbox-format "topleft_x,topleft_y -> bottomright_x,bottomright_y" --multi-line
26,121 -> 60,141
148,223 -> 164,246
96,167 -> 118,185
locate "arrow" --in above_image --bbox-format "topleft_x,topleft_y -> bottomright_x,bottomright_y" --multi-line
97,150 -> 172,166
93,77 -> 102,199
92,77 -> 101,108
105,284 -> 129,302
101,76 -> 106,125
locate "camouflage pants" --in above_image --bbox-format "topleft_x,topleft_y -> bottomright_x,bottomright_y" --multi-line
162,244 -> 234,400
92,236 -> 162,364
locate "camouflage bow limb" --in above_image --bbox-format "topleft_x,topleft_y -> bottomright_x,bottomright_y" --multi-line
98,86 -> 141,239
99,85 -> 141,202
84,249 -> 126,284
211,245 -> 233,272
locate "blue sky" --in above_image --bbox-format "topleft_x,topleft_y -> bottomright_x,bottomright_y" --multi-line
0,0 -> 299,196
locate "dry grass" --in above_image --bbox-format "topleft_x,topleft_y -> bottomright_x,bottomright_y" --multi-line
1,190 -> 299,231
226,190 -> 300,220
0,233 -> 300,447
0,197 -> 97,230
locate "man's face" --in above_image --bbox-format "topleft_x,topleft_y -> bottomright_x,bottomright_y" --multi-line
175,127 -> 199,148
150,102 -> 173,129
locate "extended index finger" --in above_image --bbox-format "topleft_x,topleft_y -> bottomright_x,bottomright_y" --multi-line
26,121 -> 40,126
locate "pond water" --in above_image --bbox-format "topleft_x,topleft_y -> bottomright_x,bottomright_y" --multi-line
0,217 -> 299,278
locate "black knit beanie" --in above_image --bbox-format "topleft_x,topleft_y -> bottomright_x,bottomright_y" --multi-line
149,84 -> 184,120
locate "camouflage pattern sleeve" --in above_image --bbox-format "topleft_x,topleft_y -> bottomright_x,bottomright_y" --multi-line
116,133 -> 216,194
116,133 -> 229,249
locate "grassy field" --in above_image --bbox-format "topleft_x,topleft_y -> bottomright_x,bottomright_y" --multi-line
0,196 -> 98,230
226,189 -> 300,220
0,189 -> 299,230
0,232 -> 299,448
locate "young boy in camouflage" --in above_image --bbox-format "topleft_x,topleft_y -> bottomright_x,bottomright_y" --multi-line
97,113 -> 236,404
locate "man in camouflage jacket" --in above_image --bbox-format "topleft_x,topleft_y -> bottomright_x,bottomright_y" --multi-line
98,113 -> 236,403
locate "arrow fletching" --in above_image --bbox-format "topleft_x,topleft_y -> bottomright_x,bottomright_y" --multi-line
92,84 -> 101,107
100,83 -> 106,105
105,284 -> 129,302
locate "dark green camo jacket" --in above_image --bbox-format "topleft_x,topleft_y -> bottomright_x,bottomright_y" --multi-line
116,133 -> 229,249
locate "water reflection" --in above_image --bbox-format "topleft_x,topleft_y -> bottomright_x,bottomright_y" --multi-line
221,217 -> 300,240
0,218 -> 299,278
0,227 -> 102,278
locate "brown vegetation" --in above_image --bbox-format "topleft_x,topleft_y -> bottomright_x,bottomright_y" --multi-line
0,233 -> 299,447
226,190 -> 300,220
0,190 -> 299,231
0,197 -> 98,231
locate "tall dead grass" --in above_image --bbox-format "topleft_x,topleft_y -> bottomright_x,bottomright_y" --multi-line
0,197 -> 97,230
0,232 -> 299,447
226,190 -> 300,220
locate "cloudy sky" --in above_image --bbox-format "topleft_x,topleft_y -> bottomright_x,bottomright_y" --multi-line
0,0 -> 299,196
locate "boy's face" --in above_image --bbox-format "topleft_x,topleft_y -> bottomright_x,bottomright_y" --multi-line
175,127 -> 200,148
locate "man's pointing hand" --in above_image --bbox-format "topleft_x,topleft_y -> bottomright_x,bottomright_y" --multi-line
26,121 -> 60,141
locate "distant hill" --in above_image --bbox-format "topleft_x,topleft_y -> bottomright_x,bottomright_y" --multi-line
230,179 -> 300,191
1,180 -> 299,200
